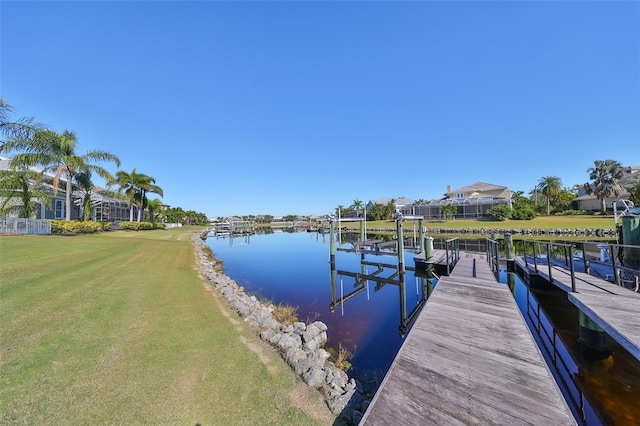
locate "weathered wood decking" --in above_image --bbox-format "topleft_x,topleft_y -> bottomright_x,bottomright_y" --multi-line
413,249 -> 449,267
361,252 -> 575,425
516,256 -> 640,360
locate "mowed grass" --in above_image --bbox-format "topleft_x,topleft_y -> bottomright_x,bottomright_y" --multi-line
0,228 -> 333,425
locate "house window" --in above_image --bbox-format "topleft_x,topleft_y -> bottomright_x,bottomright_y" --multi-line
55,199 -> 66,219
456,193 -> 465,199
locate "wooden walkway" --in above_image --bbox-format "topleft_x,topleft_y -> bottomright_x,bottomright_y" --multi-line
414,249 -> 455,269
516,256 -> 640,360
361,252 -> 575,425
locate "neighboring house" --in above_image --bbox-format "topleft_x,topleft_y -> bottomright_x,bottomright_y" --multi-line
574,166 -> 640,211
1,155 -> 133,221
400,182 -> 512,219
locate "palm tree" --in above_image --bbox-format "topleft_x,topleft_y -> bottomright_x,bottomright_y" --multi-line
3,130 -> 120,221
0,98 -> 42,148
352,199 -> 364,217
537,176 -> 562,215
114,168 -> 149,222
137,175 -> 163,222
626,181 -> 640,206
584,160 -> 624,214
0,169 -> 50,217
145,198 -> 163,223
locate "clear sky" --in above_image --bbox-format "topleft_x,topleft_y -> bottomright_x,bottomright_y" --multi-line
1,1 -> 638,218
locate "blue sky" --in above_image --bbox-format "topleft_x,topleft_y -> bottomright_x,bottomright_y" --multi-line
1,1 -> 638,218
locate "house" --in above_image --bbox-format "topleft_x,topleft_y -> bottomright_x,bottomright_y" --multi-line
0,155 -> 134,221
574,166 -> 640,211
444,182 -> 511,200
399,182 -> 512,219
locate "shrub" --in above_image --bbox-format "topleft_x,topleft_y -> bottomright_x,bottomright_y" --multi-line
511,207 -> 536,220
52,220 -> 110,234
327,343 -> 354,371
271,303 -> 299,324
486,204 -> 512,221
119,221 -> 156,231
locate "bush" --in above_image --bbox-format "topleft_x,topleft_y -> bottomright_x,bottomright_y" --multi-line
52,220 -> 111,234
511,207 -> 537,220
486,204 -> 512,221
119,221 -> 156,231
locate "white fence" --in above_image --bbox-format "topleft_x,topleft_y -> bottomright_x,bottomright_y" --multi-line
164,223 -> 183,229
0,218 -> 52,235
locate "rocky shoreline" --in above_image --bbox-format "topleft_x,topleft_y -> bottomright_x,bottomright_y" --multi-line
192,233 -> 368,424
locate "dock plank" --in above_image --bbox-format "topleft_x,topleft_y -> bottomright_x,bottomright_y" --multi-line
362,253 -> 575,425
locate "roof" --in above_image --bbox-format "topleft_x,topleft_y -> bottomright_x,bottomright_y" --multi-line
448,182 -> 508,194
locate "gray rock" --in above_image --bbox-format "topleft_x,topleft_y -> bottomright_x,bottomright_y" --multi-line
303,366 -> 326,388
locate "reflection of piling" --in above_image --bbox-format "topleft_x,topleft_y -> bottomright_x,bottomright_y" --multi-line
578,311 -> 611,360
505,233 -> 515,272
507,272 -> 516,295
329,219 -> 336,264
398,272 -> 407,336
330,262 -> 337,312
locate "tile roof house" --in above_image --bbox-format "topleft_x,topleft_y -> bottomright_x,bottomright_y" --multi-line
574,165 -> 640,211
400,182 -> 512,219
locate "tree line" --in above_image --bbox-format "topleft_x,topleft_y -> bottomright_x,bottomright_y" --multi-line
0,98 -> 207,224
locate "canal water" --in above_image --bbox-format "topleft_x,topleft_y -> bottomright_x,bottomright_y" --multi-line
206,231 -> 639,425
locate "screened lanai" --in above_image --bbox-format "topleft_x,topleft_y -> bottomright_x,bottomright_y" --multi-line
399,197 -> 511,219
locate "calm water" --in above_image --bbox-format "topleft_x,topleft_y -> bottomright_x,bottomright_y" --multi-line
207,231 -> 640,424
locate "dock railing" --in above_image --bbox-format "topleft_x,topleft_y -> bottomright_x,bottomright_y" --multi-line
443,237 -> 460,275
522,240 -> 577,292
577,241 -> 640,291
521,239 -> 640,293
486,238 -> 500,275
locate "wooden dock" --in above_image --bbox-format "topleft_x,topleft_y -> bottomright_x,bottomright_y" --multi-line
516,256 -> 640,360
361,252 -> 575,425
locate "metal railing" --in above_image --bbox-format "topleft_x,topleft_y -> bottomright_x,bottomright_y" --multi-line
444,237 -> 460,275
522,240 -> 577,292
521,240 -> 640,293
486,238 -> 500,276
577,241 -> 640,292
0,217 -> 51,235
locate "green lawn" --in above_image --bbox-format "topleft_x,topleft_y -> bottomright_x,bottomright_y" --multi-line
0,227 -> 333,425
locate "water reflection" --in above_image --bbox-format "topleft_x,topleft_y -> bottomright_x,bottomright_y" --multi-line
330,254 -> 436,338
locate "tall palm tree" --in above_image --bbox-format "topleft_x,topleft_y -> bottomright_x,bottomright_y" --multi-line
584,160 -> 624,214
3,130 -> 120,221
352,199 -> 364,217
137,175 -> 163,222
146,198 -> 163,223
537,176 -> 562,215
114,168 -> 149,222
